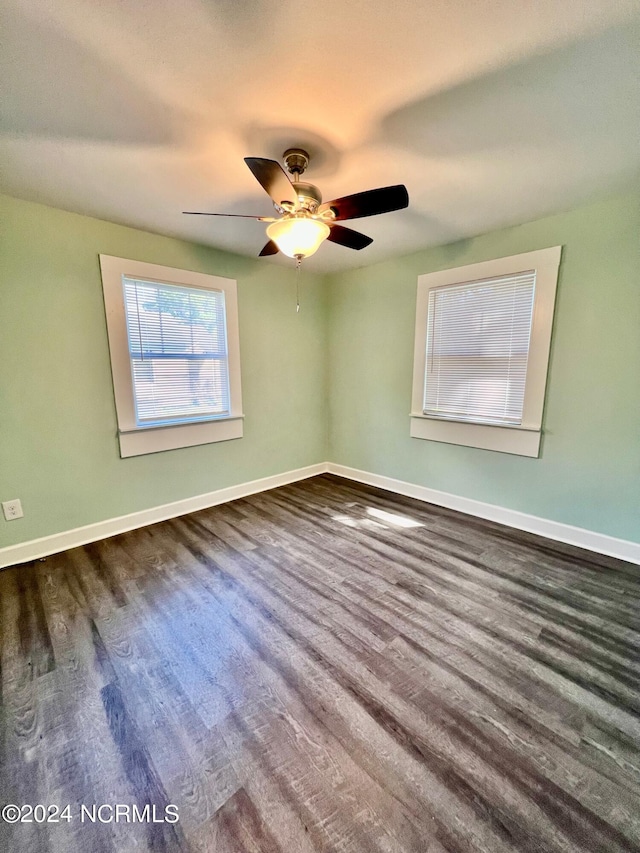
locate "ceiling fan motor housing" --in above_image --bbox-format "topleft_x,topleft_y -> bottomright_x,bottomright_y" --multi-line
291,181 -> 322,213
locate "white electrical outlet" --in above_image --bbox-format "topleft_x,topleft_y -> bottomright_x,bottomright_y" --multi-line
2,499 -> 24,521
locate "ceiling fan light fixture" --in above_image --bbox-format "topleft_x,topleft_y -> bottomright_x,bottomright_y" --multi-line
266,217 -> 330,259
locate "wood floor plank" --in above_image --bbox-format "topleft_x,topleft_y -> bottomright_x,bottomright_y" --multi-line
186,541 -> 631,852
150,530 -> 433,851
1,474 -> 639,852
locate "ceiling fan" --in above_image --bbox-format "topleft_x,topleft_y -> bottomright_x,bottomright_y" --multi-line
184,148 -> 409,261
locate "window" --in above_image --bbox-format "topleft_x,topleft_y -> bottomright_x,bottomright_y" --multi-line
100,256 -> 243,457
411,247 -> 561,457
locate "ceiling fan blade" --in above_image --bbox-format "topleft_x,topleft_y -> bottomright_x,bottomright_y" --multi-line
327,224 -> 373,250
320,184 -> 409,221
183,211 -> 275,221
244,157 -> 299,208
258,240 -> 279,257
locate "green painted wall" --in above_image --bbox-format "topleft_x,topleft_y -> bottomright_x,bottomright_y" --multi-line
2,190 -> 639,551
0,195 -> 328,548
327,191 -> 640,543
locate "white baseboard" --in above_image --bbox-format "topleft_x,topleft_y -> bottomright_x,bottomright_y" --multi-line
2,460 -> 638,570
0,463 -> 328,570
327,463 -> 640,566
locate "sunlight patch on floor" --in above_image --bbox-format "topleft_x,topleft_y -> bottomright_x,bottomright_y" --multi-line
330,506 -> 423,530
366,507 -> 423,528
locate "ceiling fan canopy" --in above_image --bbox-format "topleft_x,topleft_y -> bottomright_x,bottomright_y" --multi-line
184,148 -> 409,260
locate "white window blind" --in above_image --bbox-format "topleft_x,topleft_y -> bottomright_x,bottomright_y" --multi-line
122,277 -> 230,426
424,271 -> 536,426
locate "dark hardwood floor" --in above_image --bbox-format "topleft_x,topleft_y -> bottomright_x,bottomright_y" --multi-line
1,474 -> 639,853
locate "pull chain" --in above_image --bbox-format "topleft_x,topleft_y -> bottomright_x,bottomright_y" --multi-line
295,254 -> 302,313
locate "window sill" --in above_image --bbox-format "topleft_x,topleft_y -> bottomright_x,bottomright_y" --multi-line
410,414 -> 541,457
118,415 -> 244,458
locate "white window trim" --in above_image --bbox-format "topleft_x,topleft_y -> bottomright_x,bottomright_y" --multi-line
410,246 -> 562,457
99,255 -> 243,458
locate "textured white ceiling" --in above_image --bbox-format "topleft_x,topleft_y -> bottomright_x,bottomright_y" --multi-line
2,0 -> 639,272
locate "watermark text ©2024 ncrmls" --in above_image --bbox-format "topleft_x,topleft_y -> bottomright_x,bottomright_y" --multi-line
1,803 -> 179,824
